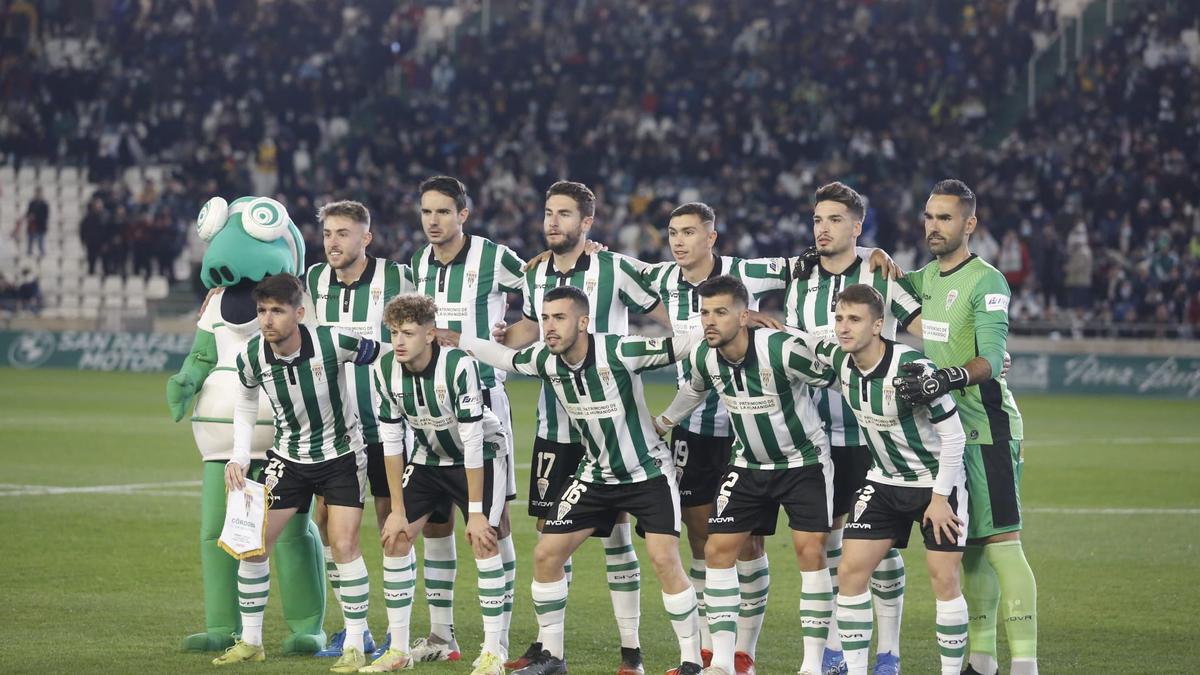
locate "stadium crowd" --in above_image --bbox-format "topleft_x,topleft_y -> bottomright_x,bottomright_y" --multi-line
0,0 -> 1197,335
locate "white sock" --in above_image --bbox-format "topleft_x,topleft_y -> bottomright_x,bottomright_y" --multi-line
383,552 -> 414,651
837,591 -> 873,675
969,653 -> 1000,675
499,534 -> 517,653
423,535 -> 457,643
824,528 -> 843,652
704,565 -> 739,674
337,556 -> 370,652
936,595 -> 969,675
530,577 -> 569,658
477,553 -> 506,657
601,523 -> 641,649
1011,658 -> 1040,675
872,547 -> 905,657
735,554 -> 769,657
689,559 -> 712,651
662,587 -> 702,667
799,569 -> 833,674
237,559 -> 270,646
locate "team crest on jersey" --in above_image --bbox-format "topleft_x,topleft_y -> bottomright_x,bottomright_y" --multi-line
311,363 -> 325,382
584,279 -> 598,296
465,270 -> 477,287
759,369 -> 773,388
371,287 -> 383,304
945,289 -> 958,310
556,499 -> 573,521
598,367 -> 612,385
715,494 -> 730,517
435,384 -> 448,403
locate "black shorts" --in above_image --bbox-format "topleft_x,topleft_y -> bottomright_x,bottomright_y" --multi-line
400,457 -> 510,527
528,437 -> 586,519
542,474 -> 681,538
831,444 -> 872,518
707,463 -> 833,535
672,427 -> 734,508
263,449 -> 366,513
843,480 -> 970,552
365,442 -> 389,498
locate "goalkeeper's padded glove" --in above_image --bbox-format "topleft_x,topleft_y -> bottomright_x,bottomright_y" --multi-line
893,362 -> 969,405
791,246 -> 822,280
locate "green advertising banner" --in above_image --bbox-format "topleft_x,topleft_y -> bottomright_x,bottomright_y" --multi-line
0,330 -> 191,372
1005,351 -> 1200,399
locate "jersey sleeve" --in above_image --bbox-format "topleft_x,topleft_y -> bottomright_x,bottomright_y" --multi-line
495,244 -> 527,294
385,260 -> 415,297
509,342 -> 549,377
451,353 -> 486,423
737,257 -> 791,295
615,255 -> 662,314
330,327 -> 381,366
373,353 -> 400,423
905,264 -> 927,297
639,261 -> 671,288
889,275 -> 922,329
521,268 -> 538,321
616,335 -> 680,373
784,335 -> 836,387
235,348 -> 259,389
971,269 -> 1012,376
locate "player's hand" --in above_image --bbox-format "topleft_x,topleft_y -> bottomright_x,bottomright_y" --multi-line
791,246 -> 821,280
166,372 -> 196,422
224,461 -> 249,492
893,362 -> 968,405
466,512 -> 498,557
435,327 -> 461,347
198,286 -> 222,318
380,511 -> 411,552
582,239 -> 608,255
923,493 -> 963,546
653,414 -> 674,438
491,321 -> 508,342
866,248 -> 904,280
1001,351 -> 1012,379
746,310 -> 784,331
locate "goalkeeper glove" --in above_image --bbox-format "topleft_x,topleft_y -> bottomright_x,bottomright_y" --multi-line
791,246 -> 822,280
893,362 -> 968,405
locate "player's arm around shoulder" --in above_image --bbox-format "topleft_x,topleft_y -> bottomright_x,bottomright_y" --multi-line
971,265 -> 1013,378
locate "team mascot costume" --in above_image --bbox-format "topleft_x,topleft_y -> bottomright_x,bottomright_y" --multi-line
167,196 -> 326,653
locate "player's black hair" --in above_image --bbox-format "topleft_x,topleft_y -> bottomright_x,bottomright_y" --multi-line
670,202 -> 717,229
813,181 -> 867,221
930,179 -> 977,218
253,273 -> 305,308
835,283 -> 885,320
697,275 -> 750,308
545,180 -> 597,218
419,175 -> 469,211
544,284 -> 590,313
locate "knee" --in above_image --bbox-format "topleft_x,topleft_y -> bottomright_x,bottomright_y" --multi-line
738,535 -> 765,560
703,536 -> 739,568
532,540 -> 565,576
329,536 -> 360,562
928,564 -> 961,599
793,538 -> 827,570
686,528 -> 708,559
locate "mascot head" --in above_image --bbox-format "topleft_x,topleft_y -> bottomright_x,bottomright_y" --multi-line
196,196 -> 306,289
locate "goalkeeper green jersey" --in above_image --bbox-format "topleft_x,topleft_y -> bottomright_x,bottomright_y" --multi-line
906,255 -> 1023,445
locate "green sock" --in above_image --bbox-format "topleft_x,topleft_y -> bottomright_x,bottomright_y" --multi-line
985,541 -> 1038,663
961,545 -> 999,672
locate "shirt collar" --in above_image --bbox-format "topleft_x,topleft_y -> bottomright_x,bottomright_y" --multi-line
545,252 -> 592,279
426,234 -> 473,269
716,327 -> 758,368
562,333 -> 597,372
853,339 -> 894,380
403,342 -> 441,378
327,255 -> 377,290
679,254 -> 724,287
264,325 -> 315,365
819,255 -> 862,278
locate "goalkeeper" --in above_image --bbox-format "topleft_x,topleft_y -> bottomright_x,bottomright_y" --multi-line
892,180 -> 1037,675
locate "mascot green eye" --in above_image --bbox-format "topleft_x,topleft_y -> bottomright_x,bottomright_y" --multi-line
196,196 -> 229,241
240,197 -> 290,242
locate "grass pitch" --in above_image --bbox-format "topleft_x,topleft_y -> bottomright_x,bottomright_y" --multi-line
1,369 -> 1197,673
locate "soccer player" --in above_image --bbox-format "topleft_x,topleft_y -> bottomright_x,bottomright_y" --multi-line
452,284 -> 704,675
303,200 -> 413,659
406,176 -> 526,662
892,180 -> 1036,675
640,202 -> 792,674
214,274 -> 381,672
784,182 -> 921,675
797,283 -> 969,675
495,180 -> 672,673
656,275 -> 838,675
360,294 -> 513,674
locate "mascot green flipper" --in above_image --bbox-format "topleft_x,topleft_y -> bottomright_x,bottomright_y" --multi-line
167,196 -> 326,654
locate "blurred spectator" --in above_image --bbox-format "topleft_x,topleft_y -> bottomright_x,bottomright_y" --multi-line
16,186 -> 48,258
79,197 -> 108,274
997,229 -> 1032,292
1064,222 -> 1094,309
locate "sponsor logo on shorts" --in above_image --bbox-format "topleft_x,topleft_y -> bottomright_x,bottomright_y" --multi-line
844,521 -> 872,529
709,516 -> 735,524
545,518 -> 574,526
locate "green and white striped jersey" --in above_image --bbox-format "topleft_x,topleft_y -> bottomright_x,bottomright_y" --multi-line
504,333 -> 690,485
808,338 -> 961,490
642,255 -> 790,437
784,255 -> 922,447
373,344 -> 507,467
409,234 -> 526,388
673,328 -> 835,470
236,325 -> 380,464
304,257 -> 413,445
521,251 -> 662,444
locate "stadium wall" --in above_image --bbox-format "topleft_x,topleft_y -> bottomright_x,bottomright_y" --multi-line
2,329 -> 1197,399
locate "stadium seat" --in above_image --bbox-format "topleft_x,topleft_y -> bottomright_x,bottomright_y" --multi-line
146,276 -> 169,300
102,276 -> 123,295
